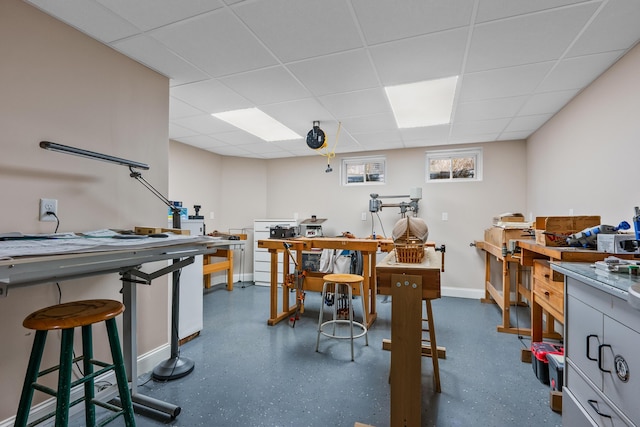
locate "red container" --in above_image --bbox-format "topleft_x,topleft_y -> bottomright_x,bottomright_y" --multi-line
531,342 -> 564,385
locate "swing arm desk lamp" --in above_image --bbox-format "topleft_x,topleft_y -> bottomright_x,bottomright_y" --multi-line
39,141 -> 195,381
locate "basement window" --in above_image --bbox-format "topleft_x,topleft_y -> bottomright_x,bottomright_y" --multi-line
342,156 -> 386,186
426,148 -> 482,182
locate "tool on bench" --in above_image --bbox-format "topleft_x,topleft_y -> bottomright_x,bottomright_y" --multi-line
283,243 -> 307,327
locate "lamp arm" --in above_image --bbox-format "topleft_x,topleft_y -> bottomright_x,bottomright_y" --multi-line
129,167 -> 181,228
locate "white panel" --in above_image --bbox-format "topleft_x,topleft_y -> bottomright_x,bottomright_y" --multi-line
219,66 -> 311,105
459,62 -> 554,101
319,88 -> 390,119
369,28 -> 468,86
171,80 -> 252,114
539,51 -> 625,92
476,0 -> 592,23
150,9 -> 278,77
519,90 -> 580,116
232,0 -> 362,63
466,4 -> 600,72
455,96 -> 528,122
503,114 -> 554,133
96,0 -> 224,31
352,0 -> 474,45
287,49 -> 379,96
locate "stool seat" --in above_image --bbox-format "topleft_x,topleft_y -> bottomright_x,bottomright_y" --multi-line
15,299 -> 135,427
23,299 -> 124,330
321,273 -> 364,284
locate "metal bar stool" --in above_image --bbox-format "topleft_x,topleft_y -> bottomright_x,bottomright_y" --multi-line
15,299 -> 136,427
316,273 -> 369,361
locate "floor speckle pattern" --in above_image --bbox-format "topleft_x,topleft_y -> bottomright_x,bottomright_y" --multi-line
70,283 -> 562,427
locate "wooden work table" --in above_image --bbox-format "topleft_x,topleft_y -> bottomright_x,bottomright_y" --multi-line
376,246 -> 444,427
257,237 -> 393,327
517,239 -> 639,343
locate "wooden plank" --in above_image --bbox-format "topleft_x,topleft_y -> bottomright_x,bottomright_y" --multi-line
382,338 -> 446,359
390,273 -> 422,427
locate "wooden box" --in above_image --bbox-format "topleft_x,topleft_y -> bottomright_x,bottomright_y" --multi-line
534,216 -> 600,247
484,227 -> 528,248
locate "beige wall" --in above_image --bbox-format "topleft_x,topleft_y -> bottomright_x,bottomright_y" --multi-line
0,0 -> 169,421
527,42 -> 640,222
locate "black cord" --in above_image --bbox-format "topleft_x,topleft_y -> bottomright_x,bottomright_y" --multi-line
46,211 -> 60,233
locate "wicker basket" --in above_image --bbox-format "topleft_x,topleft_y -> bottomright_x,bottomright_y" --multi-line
394,218 -> 425,263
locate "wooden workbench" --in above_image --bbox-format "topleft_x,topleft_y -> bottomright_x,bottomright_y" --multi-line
257,237 -> 393,327
477,239 -> 530,335
517,239 -> 639,343
376,247 -> 444,427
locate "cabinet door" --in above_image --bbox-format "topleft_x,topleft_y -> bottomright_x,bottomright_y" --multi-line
567,293 -> 604,390
603,316 -> 640,425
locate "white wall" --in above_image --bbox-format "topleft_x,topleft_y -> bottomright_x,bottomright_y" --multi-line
0,0 -> 169,421
527,42 -> 640,223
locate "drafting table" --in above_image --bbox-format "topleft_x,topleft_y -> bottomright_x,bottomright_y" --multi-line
0,234 -> 225,419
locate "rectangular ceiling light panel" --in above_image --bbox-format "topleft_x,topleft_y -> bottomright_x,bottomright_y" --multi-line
212,108 -> 301,142
385,76 -> 458,128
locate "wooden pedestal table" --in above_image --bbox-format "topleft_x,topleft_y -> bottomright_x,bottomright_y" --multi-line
376,247 -> 444,427
476,240 -> 530,335
257,237 -> 392,327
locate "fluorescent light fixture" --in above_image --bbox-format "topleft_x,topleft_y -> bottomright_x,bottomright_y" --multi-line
385,76 -> 458,128
212,108 -> 301,142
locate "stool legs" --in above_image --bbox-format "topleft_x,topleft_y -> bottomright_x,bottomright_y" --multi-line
105,318 -> 136,427
15,331 -> 47,427
81,325 -> 96,427
316,281 -> 368,361
55,328 -> 75,427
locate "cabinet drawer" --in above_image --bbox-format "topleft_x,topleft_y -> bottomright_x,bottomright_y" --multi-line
533,276 -> 564,316
533,259 -> 564,283
566,362 -> 631,426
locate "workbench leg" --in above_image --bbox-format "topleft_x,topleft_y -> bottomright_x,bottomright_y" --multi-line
531,298 -> 543,343
501,256 -> 511,330
227,249 -> 234,291
424,299 -> 441,393
390,274 -> 422,427
203,254 -> 211,289
269,250 -> 278,324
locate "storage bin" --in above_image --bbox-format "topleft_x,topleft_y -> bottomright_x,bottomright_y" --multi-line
531,342 -> 564,385
547,353 -> 564,391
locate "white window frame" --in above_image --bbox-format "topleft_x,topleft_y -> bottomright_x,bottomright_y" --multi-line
341,155 -> 386,186
425,147 -> 483,182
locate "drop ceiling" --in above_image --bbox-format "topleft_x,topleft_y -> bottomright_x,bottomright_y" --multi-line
25,0 -> 640,159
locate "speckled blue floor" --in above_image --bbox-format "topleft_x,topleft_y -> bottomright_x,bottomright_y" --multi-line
72,284 -> 562,427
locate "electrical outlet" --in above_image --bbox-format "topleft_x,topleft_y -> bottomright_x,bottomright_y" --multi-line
361,212 -> 367,221
209,211 -> 215,220
39,198 -> 58,221
442,212 -> 448,221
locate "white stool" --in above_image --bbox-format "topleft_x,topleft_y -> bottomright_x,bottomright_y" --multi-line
316,273 -> 369,361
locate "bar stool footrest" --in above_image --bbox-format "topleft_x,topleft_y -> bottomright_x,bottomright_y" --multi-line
319,320 -> 368,339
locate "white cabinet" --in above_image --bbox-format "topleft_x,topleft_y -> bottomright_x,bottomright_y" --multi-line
171,219 -> 204,340
559,264 -> 640,427
253,219 -> 297,286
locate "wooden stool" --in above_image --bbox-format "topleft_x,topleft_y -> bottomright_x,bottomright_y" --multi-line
15,300 -> 136,427
316,273 -> 369,361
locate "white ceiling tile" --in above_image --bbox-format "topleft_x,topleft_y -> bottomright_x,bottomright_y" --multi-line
454,96 -> 529,122
319,88 -> 390,119
219,66 -> 311,105
568,0 -> 640,57
448,134 -> 500,144
539,51 -> 625,92
519,90 -> 579,115
174,134 -> 228,149
169,123 -> 199,139
169,97 -> 207,120
287,50 -> 379,96
369,28 -> 468,86
210,131 -> 266,145
173,115 -> 237,134
232,0 -> 362,63
96,0 -> 224,31
400,124 -> 451,144
466,3 -> 600,72
150,9 -> 278,77
475,0 -> 591,23
261,99 -> 334,136
26,0 -> 139,43
352,0 -> 474,45
459,62 -> 555,101
504,114 -> 554,132
171,80 -> 252,113
339,113 -> 398,134
111,35 -> 210,84
451,118 -> 511,138
499,131 -> 531,140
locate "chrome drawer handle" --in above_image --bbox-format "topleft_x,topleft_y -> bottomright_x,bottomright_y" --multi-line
588,399 -> 612,418
586,334 -> 598,361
